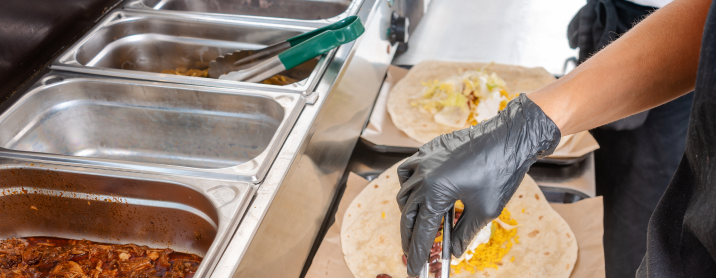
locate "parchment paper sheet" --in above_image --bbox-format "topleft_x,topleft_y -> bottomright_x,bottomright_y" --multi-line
361,66 -> 599,158
305,173 -> 605,278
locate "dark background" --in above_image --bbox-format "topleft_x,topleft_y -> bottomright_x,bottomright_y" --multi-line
0,0 -> 122,104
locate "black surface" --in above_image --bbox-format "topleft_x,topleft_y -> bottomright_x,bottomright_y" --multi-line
637,1 -> 716,275
0,0 -> 122,104
569,1 -> 694,276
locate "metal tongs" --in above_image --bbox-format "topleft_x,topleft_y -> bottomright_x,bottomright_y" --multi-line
207,16 -> 364,82
419,207 -> 454,278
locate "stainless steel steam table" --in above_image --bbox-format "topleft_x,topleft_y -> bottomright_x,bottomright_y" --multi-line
0,0 -> 422,277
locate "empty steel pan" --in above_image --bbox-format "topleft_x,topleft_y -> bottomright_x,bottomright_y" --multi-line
0,71 -> 303,182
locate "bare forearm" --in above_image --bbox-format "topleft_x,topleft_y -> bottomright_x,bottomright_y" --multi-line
529,0 -> 710,135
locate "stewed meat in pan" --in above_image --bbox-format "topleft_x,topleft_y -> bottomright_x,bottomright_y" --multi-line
0,237 -> 202,278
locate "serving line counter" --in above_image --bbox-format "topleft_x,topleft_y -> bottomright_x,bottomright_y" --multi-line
0,1 -> 595,278
0,0 -> 426,277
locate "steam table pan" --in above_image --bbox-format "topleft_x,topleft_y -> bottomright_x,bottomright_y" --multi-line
0,71 -> 304,182
0,156 -> 255,278
123,0 -> 362,24
52,11 -> 332,98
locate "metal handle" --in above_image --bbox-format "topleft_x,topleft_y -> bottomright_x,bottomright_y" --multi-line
418,262 -> 430,278
277,16 -> 364,70
286,16 -> 362,46
218,16 -> 363,72
229,41 -> 291,68
419,207 -> 453,278
441,207 -> 454,278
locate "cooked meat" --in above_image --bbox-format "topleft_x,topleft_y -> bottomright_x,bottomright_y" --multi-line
118,258 -> 152,274
146,252 -> 158,262
0,262 -> 41,278
0,239 -> 26,251
50,261 -> 87,278
0,253 -> 22,269
21,247 -> 42,265
176,260 -> 198,273
69,246 -> 88,257
0,238 -> 202,278
89,245 -> 114,262
41,247 -> 72,267
0,269 -> 23,278
261,75 -> 298,85
117,254 -> 129,262
0,239 -> 24,269
114,244 -> 146,258
156,249 -> 173,268
163,262 -> 185,278
376,274 -> 392,278
164,259 -> 201,278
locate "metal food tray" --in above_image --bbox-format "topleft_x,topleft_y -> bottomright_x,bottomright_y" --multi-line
52,11 -> 333,102
0,71 -> 304,182
0,155 -> 254,278
123,0 -> 362,26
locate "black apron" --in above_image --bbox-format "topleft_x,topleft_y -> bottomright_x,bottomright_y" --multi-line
636,0 -> 716,275
569,1 -> 694,277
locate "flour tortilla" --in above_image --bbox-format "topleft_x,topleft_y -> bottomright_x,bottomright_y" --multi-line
387,61 -> 556,143
341,160 -> 578,278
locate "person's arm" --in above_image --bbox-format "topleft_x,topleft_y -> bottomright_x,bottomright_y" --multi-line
397,1 -> 711,276
530,0 -> 711,135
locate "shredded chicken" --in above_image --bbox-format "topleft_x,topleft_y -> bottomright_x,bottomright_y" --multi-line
0,238 -> 202,278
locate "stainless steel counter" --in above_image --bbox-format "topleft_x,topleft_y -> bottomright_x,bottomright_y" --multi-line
393,0 -> 583,75
0,1 -> 591,278
0,0 -> 411,277
213,1 -> 407,276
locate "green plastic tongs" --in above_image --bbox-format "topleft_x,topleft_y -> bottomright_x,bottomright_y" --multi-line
208,16 -> 364,82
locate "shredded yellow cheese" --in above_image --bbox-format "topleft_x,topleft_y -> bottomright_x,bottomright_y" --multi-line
455,200 -> 465,211
451,208 -> 519,274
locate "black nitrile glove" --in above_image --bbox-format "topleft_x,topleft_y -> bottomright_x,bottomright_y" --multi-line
396,94 -> 561,277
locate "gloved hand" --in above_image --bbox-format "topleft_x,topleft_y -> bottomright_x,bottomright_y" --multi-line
396,94 -> 561,277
